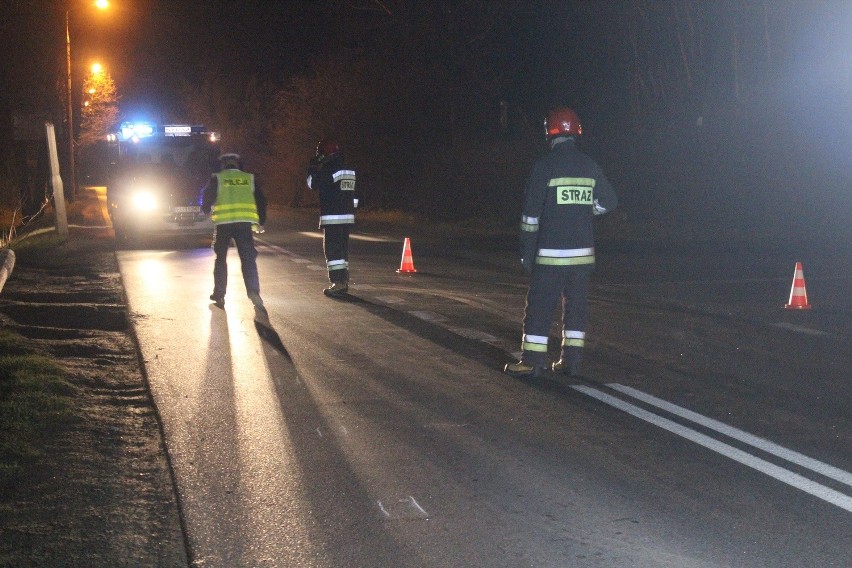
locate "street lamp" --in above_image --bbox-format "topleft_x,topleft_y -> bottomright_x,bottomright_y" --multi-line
66,0 -> 109,199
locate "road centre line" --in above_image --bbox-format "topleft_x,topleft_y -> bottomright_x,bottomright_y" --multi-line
298,231 -> 396,243
255,240 -> 296,256
571,385 -> 852,513
608,384 -> 852,488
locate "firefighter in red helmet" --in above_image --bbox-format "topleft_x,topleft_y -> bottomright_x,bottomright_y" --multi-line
307,138 -> 358,296
504,107 -> 618,378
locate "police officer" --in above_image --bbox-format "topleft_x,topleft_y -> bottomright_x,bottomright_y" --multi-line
306,139 -> 357,297
504,107 -> 618,378
202,153 -> 267,309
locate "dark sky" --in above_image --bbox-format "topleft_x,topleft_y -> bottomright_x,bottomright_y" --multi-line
77,1 -> 344,116
2,0 -> 849,234
3,0 -> 852,150
1,0 -> 353,120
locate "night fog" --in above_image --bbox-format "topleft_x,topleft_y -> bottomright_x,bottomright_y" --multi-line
1,0 -> 850,245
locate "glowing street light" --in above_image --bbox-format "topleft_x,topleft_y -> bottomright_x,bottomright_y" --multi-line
66,0 -> 109,199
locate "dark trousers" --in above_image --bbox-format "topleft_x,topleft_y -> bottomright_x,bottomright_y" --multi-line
521,264 -> 593,366
212,222 -> 259,298
322,224 -> 351,283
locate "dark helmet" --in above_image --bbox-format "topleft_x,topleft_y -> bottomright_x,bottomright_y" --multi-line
544,107 -> 583,139
315,139 -> 341,160
218,152 -> 242,170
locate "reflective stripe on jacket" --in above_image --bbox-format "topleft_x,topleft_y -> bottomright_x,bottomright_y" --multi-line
307,155 -> 357,227
212,169 -> 259,224
519,139 -> 618,266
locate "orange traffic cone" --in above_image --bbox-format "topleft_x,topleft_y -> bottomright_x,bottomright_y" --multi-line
784,262 -> 812,309
397,237 -> 417,273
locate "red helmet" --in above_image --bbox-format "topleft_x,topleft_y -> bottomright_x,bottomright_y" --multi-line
316,138 -> 341,159
544,107 -> 582,138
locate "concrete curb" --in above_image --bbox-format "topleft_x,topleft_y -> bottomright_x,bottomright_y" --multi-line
0,247 -> 15,295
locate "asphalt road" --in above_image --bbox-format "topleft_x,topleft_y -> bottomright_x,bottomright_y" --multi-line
117,214 -> 851,567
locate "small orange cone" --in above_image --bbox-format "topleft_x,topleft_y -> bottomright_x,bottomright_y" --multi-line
397,237 -> 417,273
784,262 -> 812,309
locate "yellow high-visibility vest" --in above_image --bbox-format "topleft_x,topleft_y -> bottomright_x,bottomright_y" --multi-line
212,170 -> 259,224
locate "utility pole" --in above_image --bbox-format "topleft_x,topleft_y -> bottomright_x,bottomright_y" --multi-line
46,121 -> 69,238
66,10 -> 77,201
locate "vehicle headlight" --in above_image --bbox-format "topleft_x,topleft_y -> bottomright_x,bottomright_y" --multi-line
131,189 -> 158,211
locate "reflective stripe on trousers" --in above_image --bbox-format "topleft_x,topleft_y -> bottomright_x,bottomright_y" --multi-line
520,264 -> 592,366
323,224 -> 350,283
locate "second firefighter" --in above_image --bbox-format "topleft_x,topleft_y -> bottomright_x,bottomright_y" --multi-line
307,139 -> 358,297
504,107 -> 618,378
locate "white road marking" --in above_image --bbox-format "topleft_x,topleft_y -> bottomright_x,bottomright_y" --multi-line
771,322 -> 830,336
376,496 -> 429,520
408,310 -> 448,322
255,241 -> 296,257
376,295 -> 405,304
572,385 -> 852,513
299,231 -> 395,242
408,496 -> 429,517
351,234 -> 396,243
377,501 -> 391,518
446,327 -> 498,341
609,384 -> 852,488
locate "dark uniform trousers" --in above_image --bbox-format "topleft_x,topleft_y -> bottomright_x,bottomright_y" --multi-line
323,224 -> 351,284
212,222 -> 260,298
522,263 -> 593,367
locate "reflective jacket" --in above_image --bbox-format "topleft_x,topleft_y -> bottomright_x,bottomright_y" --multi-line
202,169 -> 266,225
520,139 -> 618,266
307,154 -> 357,227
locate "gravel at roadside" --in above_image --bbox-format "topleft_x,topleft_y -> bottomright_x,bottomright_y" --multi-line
0,222 -> 188,566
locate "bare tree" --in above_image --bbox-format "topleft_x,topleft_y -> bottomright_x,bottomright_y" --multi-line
78,67 -> 118,149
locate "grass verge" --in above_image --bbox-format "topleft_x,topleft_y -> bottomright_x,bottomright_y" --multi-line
9,231 -> 68,259
0,328 -> 79,483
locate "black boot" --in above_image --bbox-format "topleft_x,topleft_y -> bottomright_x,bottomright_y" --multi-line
503,361 -> 544,378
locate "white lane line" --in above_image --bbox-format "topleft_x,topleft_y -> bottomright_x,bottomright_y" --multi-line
609,384 -> 852,488
350,234 -> 396,243
255,241 -> 296,257
771,322 -> 830,336
299,231 -> 395,243
446,327 -> 498,341
572,385 -> 852,513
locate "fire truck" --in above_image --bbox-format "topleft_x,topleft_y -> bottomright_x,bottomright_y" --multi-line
106,121 -> 220,245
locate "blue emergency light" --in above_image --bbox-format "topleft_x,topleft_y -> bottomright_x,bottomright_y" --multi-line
119,121 -> 155,141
